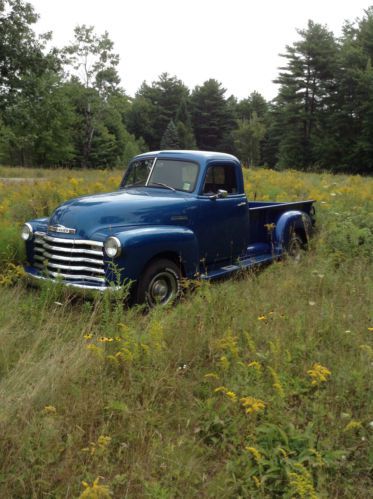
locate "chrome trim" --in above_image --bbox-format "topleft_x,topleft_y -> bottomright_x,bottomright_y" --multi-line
104,236 -> 122,257
38,261 -> 105,274
25,272 -> 120,292
32,232 -> 106,284
34,231 -> 103,246
34,242 -> 103,256
33,252 -> 104,265
145,157 -> 157,186
48,224 -> 76,235
34,264 -> 105,283
21,223 -> 34,241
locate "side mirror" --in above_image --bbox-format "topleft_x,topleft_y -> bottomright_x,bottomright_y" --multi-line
209,189 -> 228,200
217,189 -> 228,198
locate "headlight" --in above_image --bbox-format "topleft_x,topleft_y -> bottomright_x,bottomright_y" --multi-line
104,236 -> 121,258
21,223 -> 33,241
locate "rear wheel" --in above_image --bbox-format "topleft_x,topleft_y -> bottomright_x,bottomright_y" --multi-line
285,233 -> 305,262
136,258 -> 181,307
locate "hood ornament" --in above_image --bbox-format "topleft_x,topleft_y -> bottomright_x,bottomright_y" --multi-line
48,224 -> 76,235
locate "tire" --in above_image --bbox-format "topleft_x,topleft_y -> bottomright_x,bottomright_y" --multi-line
285,233 -> 304,262
136,258 -> 181,307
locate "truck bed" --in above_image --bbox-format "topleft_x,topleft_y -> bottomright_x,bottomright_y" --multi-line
201,199 -> 315,281
248,199 -> 315,246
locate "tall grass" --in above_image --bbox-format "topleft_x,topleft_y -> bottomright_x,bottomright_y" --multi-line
0,167 -> 372,497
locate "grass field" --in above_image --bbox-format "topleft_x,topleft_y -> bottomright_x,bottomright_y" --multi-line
0,166 -> 372,497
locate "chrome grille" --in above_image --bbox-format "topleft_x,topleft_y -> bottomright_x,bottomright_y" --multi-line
32,232 -> 105,283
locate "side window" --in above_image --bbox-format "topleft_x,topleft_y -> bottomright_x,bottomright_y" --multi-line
203,164 -> 238,195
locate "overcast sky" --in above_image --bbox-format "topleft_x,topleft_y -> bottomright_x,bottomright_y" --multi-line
31,0 -> 373,101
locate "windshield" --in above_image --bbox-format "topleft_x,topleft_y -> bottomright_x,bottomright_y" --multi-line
121,158 -> 199,193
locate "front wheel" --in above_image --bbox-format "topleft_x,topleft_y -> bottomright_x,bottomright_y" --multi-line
136,258 -> 181,307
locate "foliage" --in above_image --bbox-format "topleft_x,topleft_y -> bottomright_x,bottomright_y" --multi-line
0,167 -> 372,497
160,120 -> 180,149
233,112 -> 266,166
191,79 -> 236,152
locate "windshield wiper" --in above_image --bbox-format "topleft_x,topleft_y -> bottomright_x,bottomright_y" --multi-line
148,182 -> 176,191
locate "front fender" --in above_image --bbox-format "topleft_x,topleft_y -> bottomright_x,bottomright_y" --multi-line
275,211 -> 313,252
106,225 -> 199,282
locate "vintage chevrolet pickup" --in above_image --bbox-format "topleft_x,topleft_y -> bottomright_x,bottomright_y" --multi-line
21,150 -> 315,306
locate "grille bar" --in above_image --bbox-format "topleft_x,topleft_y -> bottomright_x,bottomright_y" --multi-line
34,251 -> 104,266
34,241 -> 103,256
32,232 -> 106,283
35,232 -> 103,247
34,264 -> 106,283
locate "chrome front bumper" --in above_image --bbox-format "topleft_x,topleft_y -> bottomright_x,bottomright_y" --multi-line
24,266 -> 120,294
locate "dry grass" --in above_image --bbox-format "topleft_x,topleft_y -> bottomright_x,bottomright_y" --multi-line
0,166 -> 372,497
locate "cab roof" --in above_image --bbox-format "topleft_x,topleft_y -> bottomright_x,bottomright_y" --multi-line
133,150 -> 240,163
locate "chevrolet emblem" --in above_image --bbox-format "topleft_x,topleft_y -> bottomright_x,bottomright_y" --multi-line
48,224 -> 76,235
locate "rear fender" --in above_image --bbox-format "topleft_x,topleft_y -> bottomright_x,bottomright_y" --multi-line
274,211 -> 313,253
106,226 -> 199,282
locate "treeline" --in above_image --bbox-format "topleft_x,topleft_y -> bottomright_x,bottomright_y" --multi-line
1,0 -> 373,173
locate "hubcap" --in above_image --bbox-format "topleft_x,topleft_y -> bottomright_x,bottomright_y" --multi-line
148,271 -> 178,306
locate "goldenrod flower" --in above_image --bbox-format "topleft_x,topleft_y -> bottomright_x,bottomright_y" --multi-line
219,355 -> 230,370
307,363 -> 331,386
343,420 -> 362,432
248,361 -> 262,372
307,362 -> 331,386
42,405 -> 57,415
245,446 -> 262,463
214,386 -> 227,393
80,477 -> 112,498
252,476 -> 261,488
97,435 -> 112,448
204,372 -> 219,380
225,390 -> 237,402
240,396 -> 266,414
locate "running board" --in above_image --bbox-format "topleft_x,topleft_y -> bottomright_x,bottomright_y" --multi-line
200,253 -> 276,280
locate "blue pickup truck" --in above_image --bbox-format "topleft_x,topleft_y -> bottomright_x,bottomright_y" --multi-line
21,150 -> 315,306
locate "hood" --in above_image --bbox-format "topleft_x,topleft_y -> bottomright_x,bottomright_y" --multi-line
48,188 -> 189,240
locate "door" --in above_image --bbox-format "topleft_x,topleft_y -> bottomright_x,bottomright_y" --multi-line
194,162 -> 249,266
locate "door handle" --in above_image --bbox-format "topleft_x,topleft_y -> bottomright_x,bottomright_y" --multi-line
237,202 -> 247,207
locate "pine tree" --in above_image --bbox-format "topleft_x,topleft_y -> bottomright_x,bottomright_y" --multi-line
191,79 -> 235,151
160,120 -> 180,149
272,20 -> 338,169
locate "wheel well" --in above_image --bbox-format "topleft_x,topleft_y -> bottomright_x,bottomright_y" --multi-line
141,252 -> 186,277
293,227 -> 308,246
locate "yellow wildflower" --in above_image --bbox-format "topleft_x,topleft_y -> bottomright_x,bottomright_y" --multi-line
204,372 -> 220,380
240,396 -> 266,414
268,367 -> 285,398
80,477 -> 112,499
42,405 -> 57,415
248,360 -> 261,371
343,420 -> 362,432
225,390 -> 237,402
214,386 -> 228,393
98,337 -> 114,343
257,315 -> 266,321
97,435 -> 112,448
307,363 -> 331,386
83,333 -> 93,340
219,355 -> 230,370
245,446 -> 262,463
252,476 -> 261,488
